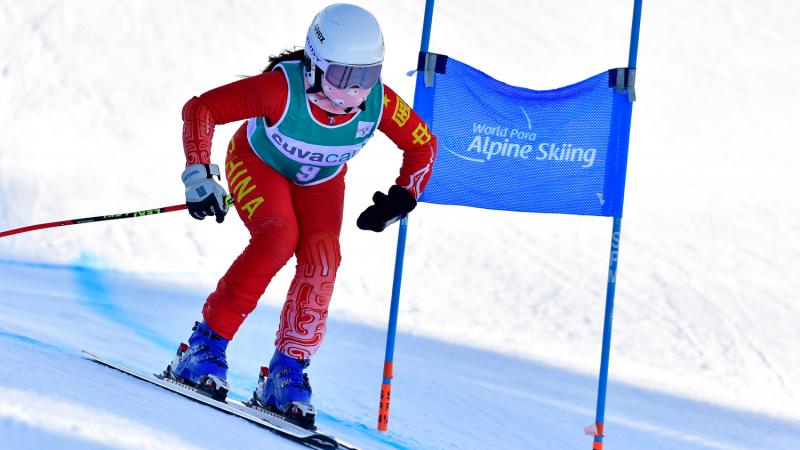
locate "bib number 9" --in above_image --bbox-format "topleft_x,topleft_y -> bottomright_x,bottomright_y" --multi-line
296,165 -> 321,183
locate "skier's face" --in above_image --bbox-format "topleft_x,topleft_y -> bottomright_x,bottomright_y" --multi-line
305,76 -> 373,115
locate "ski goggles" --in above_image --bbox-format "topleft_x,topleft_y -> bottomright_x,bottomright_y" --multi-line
322,61 -> 382,89
307,50 -> 382,89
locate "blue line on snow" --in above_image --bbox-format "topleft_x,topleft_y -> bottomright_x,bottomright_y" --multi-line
0,329 -> 71,354
71,255 -> 174,352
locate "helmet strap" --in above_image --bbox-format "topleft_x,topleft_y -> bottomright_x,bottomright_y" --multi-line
303,54 -> 324,94
342,101 -> 367,114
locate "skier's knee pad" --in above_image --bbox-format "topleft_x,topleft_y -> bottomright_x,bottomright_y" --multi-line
296,230 -> 341,271
248,217 -> 300,264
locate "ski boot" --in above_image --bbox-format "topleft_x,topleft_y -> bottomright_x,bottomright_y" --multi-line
163,321 -> 230,402
248,349 -> 316,430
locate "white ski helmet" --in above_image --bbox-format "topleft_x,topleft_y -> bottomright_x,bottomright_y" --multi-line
304,4 -> 384,92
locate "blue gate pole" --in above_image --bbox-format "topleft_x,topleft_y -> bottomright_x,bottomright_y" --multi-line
592,1 -> 642,449
377,0 -> 436,432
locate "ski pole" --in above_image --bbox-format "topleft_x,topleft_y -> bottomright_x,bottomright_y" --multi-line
0,196 -> 233,239
377,0 -> 437,432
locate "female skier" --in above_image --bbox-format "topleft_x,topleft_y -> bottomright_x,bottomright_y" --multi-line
165,4 -> 437,429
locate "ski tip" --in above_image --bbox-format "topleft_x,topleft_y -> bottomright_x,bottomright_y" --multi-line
81,350 -> 97,358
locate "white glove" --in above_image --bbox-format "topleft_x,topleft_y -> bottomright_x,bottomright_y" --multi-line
182,164 -> 229,223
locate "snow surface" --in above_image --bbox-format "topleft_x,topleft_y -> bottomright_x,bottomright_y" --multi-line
1,0 -> 799,449
3,260 -> 799,450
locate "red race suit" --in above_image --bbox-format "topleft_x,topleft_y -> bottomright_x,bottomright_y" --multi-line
181,69 -> 437,358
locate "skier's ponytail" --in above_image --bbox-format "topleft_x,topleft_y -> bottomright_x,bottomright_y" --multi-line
263,48 -> 305,73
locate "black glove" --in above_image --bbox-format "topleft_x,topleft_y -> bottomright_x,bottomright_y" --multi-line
357,185 -> 417,232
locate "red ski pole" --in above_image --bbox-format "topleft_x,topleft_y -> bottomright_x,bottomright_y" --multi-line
0,196 -> 232,238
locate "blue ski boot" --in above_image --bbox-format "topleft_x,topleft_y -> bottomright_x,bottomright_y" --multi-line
248,349 -> 316,430
164,321 -> 230,402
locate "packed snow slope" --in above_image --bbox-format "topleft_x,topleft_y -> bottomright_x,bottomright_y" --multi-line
1,0 -> 799,447
2,259 -> 799,450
